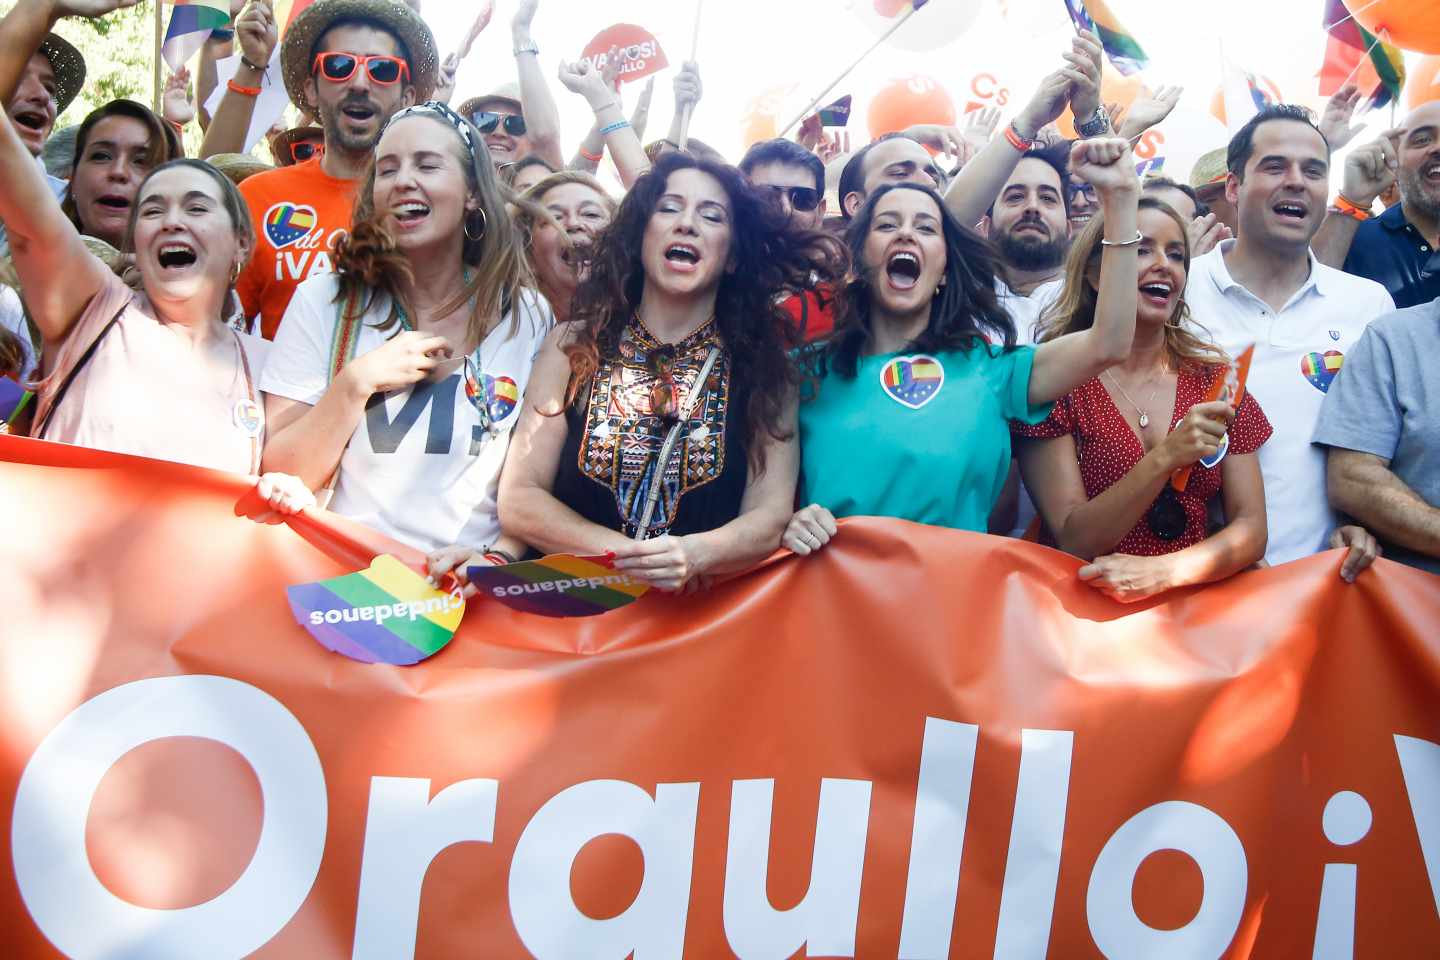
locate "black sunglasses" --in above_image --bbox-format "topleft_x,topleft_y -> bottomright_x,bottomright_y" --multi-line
1146,486 -> 1186,541
471,111 -> 527,137
759,184 -> 822,212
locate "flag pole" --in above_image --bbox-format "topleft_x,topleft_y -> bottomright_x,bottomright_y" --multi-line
1323,0 -> 1386,33
676,0 -> 704,151
777,5 -> 922,139
153,0 -> 163,111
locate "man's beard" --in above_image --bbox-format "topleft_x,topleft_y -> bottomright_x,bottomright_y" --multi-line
321,98 -> 387,154
996,225 -> 1068,272
1400,164 -> 1440,223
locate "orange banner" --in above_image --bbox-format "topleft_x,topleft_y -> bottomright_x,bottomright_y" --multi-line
1,435 -> 1438,958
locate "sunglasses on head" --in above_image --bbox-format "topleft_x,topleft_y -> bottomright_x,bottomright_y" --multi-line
312,52 -> 410,86
289,140 -> 324,163
759,184 -> 822,212
470,111 -> 527,137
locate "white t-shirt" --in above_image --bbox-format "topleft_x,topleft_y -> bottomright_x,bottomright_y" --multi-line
996,276 -> 1063,538
1184,242 -> 1395,565
260,274 -> 552,552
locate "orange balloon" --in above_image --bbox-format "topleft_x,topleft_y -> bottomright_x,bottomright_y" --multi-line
1407,56 -> 1440,110
867,75 -> 956,140
740,83 -> 798,149
1348,0 -> 1440,55
1057,66 -> 1147,139
1209,75 -> 1284,126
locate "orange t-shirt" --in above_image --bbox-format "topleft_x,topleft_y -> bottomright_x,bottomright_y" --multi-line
237,158 -> 359,339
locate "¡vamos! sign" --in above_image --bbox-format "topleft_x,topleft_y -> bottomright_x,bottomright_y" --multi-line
10,676 -> 1440,959
580,24 -> 670,84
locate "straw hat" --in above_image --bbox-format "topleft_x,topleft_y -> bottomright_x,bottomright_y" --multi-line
0,236 -> 121,290
1189,147 -> 1228,188
281,0 -> 437,117
37,33 -> 85,116
210,153 -> 274,185
270,125 -> 323,166
458,82 -> 523,122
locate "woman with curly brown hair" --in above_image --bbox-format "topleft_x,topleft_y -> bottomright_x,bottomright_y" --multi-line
495,151 -> 847,591
261,102 -> 551,555
1012,196 -> 1271,603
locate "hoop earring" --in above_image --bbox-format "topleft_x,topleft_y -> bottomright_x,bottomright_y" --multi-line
464,207 -> 487,242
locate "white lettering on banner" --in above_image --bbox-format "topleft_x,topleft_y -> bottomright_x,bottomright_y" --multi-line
722,778 -> 873,958
1086,801 -> 1248,957
1395,736 -> 1440,918
12,680 -> 1440,957
993,729 -> 1074,959
1312,791 -> 1374,960
353,777 -> 499,960
10,675 -> 327,959
509,780 -> 699,958
897,718 -> 979,957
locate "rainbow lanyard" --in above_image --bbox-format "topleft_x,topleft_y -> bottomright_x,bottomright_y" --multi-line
392,282 -> 493,431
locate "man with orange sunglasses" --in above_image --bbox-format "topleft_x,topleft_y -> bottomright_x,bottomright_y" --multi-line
231,0 -> 436,339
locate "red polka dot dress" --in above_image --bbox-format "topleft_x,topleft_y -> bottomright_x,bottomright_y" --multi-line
1013,364 -> 1272,556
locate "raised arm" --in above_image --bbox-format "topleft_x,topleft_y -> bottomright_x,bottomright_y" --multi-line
1312,130 -> 1398,268
510,0 -> 563,168
198,0 -> 276,159
497,325 -> 637,556
0,0 -> 120,343
942,69 -> 1071,227
1027,138 -> 1139,405
556,58 -> 649,189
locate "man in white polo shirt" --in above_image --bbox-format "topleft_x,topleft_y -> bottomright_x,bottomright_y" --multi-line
1184,105 -> 1393,579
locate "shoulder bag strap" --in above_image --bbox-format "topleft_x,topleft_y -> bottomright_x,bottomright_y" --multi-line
33,306 -> 124,440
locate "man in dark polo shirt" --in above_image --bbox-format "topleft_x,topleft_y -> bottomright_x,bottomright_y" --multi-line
1314,101 -> 1440,309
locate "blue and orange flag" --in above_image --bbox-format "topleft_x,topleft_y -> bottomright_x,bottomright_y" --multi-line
161,0 -> 231,71
1063,0 -> 1149,76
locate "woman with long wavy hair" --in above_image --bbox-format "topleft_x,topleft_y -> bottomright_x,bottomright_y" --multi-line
495,151 -> 847,591
261,102 -> 550,556
784,139 -> 1143,555
517,169 -> 615,324
1012,196 -> 1271,602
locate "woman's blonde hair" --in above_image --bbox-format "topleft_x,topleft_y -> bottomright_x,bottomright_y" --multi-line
516,170 -> 616,250
1035,197 -> 1229,371
334,111 -> 540,343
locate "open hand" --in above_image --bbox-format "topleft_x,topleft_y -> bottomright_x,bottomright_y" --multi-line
1015,69 -> 1072,140
1320,84 -> 1366,152
162,67 -> 195,126
557,58 -> 613,110
1120,85 -> 1183,138
1062,30 -> 1104,122
1188,212 -> 1232,257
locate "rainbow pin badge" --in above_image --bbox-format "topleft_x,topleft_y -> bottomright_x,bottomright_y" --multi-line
287,554 -> 465,665
879,354 -> 944,409
468,553 -> 649,618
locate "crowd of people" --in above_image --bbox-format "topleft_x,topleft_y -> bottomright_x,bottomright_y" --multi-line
2,0 -> 1437,601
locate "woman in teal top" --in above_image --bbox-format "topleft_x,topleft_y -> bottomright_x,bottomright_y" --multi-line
787,138 -> 1142,552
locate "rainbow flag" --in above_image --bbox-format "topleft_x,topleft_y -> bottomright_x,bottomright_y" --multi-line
161,0 -> 231,71
818,95 -> 852,128
1063,0 -> 1148,76
1321,0 -> 1406,109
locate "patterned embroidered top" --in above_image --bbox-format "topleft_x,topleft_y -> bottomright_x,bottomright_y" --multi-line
554,315 -> 748,539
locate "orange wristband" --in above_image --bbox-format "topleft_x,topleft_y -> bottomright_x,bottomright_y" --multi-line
1331,194 -> 1373,221
578,145 -> 603,162
227,79 -> 262,97
1003,123 -> 1034,153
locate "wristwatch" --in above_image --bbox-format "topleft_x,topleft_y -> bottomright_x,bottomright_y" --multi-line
1075,106 -> 1111,138
513,41 -> 540,57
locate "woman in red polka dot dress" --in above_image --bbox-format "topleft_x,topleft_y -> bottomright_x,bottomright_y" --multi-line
1014,197 -> 1271,602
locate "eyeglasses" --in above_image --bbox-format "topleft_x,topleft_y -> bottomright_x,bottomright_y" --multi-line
647,348 -> 678,421
470,111 -> 527,137
312,52 -> 410,86
1146,486 -> 1186,541
1068,182 -> 1098,203
758,184 -> 822,212
289,141 -> 324,163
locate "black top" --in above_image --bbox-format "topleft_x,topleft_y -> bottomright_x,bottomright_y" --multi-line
553,316 -> 748,539
1342,204 -> 1440,309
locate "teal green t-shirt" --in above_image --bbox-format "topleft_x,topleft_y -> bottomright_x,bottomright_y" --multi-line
798,344 -> 1051,532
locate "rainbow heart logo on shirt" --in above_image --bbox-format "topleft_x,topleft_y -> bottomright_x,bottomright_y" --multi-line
879,354 -> 945,410
1300,350 -> 1344,393
468,553 -> 649,618
263,201 -> 319,249
286,554 -> 464,665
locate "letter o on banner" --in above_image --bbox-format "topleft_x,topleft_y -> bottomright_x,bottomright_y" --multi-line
1087,801 -> 1247,957
11,676 -> 327,959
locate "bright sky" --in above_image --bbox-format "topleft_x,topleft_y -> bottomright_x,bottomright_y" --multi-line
433,0 -> 1429,188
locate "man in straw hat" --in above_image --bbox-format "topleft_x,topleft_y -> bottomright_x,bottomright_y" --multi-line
0,11 -> 84,253
233,0 -> 436,338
